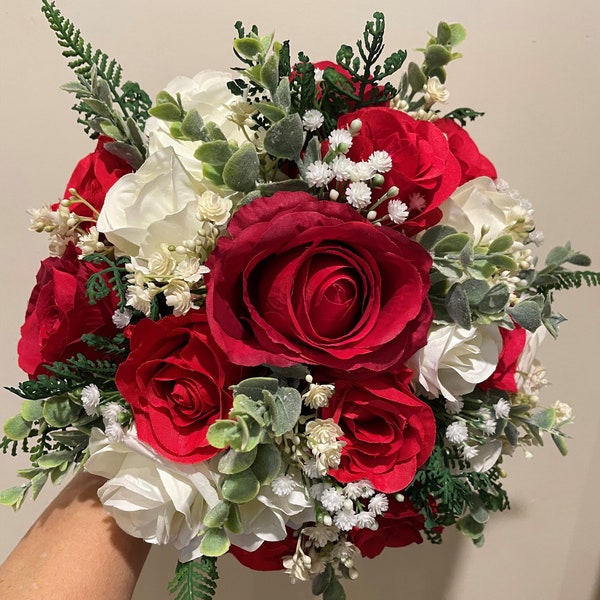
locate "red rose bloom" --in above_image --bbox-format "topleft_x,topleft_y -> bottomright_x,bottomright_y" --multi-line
115,311 -> 245,463
229,530 -> 297,571
18,244 -> 119,377
54,136 -> 132,227
349,497 -> 426,558
320,371 -> 435,493
206,191 -> 433,372
337,107 -> 461,233
480,325 -> 527,393
434,118 -> 497,185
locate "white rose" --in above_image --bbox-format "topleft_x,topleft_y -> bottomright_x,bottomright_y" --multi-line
97,147 -> 204,269
146,71 -> 245,181
85,428 -> 220,562
439,176 -> 534,243
408,323 -> 502,403
228,471 -> 314,552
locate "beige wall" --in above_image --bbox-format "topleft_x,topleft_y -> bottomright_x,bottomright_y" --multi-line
1,2 -> 599,599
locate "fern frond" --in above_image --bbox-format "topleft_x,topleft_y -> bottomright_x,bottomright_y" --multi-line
540,270 -> 600,291
168,558 -> 219,600
41,0 -> 151,134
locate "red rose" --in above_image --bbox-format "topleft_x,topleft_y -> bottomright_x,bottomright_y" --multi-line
349,497 -> 425,558
115,311 -> 245,463
337,107 -> 461,233
480,325 -> 527,393
229,529 -> 297,571
54,136 -> 132,227
18,244 -> 119,377
434,118 -> 497,185
206,192 -> 433,372
320,371 -> 435,493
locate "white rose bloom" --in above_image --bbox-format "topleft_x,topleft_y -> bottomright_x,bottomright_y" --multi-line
85,428 -> 220,562
97,147 -> 206,270
408,324 -> 502,403
468,440 -> 503,473
146,71 -> 245,181
439,177 -> 534,244
228,472 -> 314,552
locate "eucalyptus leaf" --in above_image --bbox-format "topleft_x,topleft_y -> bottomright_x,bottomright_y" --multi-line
225,502 -> 244,534
420,225 -> 458,251
445,283 -> 472,329
507,300 -> 542,332
273,78 -> 291,111
462,279 -> 490,306
263,386 -> 303,436
233,378 -> 280,402
104,141 -> 144,170
434,232 -> 470,255
407,62 -> 427,91
231,395 -> 265,426
82,98 -> 112,118
4,414 -> 31,441
43,396 -> 80,428
206,420 -> 238,449
194,140 -> 233,166
218,446 -> 258,475
203,500 -> 232,528
181,109 -> 206,141
456,514 -> 485,538
223,143 -> 260,193
199,527 -> 231,557
260,53 -> 279,97
425,44 -> 452,68
204,122 -> 227,141
148,102 -> 182,122
552,433 -> 569,456
545,245 -> 571,266
264,113 -> 304,160
0,486 -> 27,509
255,102 -> 286,123
528,408 -> 556,430
504,422 -> 519,446
323,575 -> 347,600
30,471 -> 49,500
487,254 -> 518,271
251,443 -> 282,485
234,37 -> 262,59
37,450 -> 74,469
478,284 -> 510,315
258,179 -> 310,196
488,235 -> 514,254
221,470 -> 261,504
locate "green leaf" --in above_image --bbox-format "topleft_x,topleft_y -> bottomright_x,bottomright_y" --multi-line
81,98 -> 112,118
462,279 -> 490,306
258,179 -> 310,196
567,252 -> 591,267
43,396 -> 80,428
221,470 -> 261,504
230,395 -> 265,426
194,141 -> 233,166
233,378 -> 280,402
508,300 -> 542,332
504,422 -> 519,446
225,503 -> 244,534
37,450 -> 74,469
468,494 -> 490,524
456,513 -> 485,539
222,143 -> 260,193
264,113 -> 304,160
104,141 -> 144,170
148,102 -> 182,122
407,62 -> 427,91
488,235 -> 514,254
323,575 -> 347,600
273,78 -> 291,111
449,23 -> 467,46
478,284 -> 510,315
4,414 -> 32,440
420,225 -> 458,251
263,387 -> 303,436
260,53 -> 280,96
545,245 -> 571,266
204,122 -> 227,142
206,420 -> 238,449
254,102 -> 286,123
181,109 -> 206,141
234,37 -> 263,59
0,486 -> 27,509
529,408 -> 556,430
21,400 -> 44,422
217,446 -> 258,475
445,283 -> 472,329
251,443 -> 282,485
30,471 -> 49,500
425,44 -> 452,68
203,501 -> 232,528
312,564 -> 333,595
434,232 -> 470,255
552,433 -> 569,456
199,527 -> 231,557
487,254 -> 518,271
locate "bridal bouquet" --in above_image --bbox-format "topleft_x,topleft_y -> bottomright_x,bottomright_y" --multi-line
2,3 -> 597,598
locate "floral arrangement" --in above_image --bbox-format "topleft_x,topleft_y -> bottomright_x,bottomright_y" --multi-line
2,3 -> 598,599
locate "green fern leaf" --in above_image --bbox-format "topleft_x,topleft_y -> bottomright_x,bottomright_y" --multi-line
168,558 -> 219,600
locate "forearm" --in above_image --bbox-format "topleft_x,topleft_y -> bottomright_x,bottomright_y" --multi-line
0,472 -> 150,600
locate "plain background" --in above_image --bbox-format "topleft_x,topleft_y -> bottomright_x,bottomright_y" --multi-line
1,2 -> 599,599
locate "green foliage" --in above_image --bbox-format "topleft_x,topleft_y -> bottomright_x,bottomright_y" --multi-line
41,0 -> 150,163
405,443 -> 509,544
168,558 -> 219,600
444,107 -> 486,126
83,254 -> 130,309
